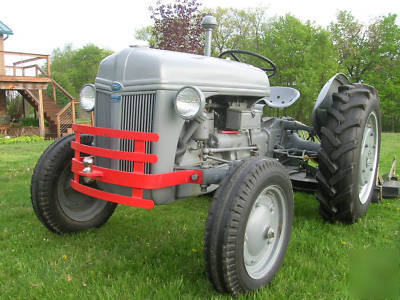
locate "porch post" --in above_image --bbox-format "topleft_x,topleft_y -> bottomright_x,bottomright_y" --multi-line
38,89 -> 45,137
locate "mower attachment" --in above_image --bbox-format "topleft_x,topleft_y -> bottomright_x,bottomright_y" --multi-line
381,156 -> 400,199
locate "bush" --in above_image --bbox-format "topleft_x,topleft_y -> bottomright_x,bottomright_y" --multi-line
6,95 -> 23,121
19,117 -> 39,127
13,117 -> 49,128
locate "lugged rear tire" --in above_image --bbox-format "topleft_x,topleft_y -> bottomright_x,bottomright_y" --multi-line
316,84 -> 381,223
204,158 -> 293,295
31,134 -> 117,234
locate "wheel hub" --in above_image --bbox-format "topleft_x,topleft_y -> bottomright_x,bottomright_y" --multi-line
243,185 -> 287,279
58,163 -> 107,222
358,112 -> 379,204
265,227 -> 275,240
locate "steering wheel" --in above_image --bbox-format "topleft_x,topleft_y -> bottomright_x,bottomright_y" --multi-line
218,49 -> 277,78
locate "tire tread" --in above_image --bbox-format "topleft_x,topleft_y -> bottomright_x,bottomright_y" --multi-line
204,158 -> 293,295
31,134 -> 117,234
316,84 -> 381,223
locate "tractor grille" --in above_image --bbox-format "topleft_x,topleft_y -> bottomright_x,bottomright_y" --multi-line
94,91 -> 156,174
95,92 -> 111,128
119,92 -> 156,174
95,92 -> 112,169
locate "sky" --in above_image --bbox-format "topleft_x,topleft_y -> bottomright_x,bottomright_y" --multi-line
1,0 -> 399,56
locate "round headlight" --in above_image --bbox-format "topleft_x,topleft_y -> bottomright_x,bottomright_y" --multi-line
79,84 -> 96,112
174,86 -> 205,120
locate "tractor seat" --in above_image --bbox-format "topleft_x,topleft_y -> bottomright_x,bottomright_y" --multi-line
261,86 -> 300,108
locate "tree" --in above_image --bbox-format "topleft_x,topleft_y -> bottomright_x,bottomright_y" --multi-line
200,10 -> 339,123
135,26 -> 157,47
329,11 -> 364,80
136,5 -> 399,129
364,15 -> 400,131
203,7 -> 268,55
330,11 -> 400,82
49,44 -> 113,105
260,15 -> 340,122
330,11 -> 400,131
148,0 -> 204,54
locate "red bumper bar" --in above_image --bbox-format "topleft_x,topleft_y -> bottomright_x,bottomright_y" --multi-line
71,124 -> 202,209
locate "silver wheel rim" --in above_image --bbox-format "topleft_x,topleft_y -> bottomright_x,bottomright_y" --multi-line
358,111 -> 379,204
58,164 -> 107,222
244,185 -> 287,279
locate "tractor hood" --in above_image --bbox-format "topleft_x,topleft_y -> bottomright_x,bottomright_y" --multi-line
95,47 -> 270,98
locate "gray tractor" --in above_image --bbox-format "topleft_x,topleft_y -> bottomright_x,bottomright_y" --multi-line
31,16 -> 381,295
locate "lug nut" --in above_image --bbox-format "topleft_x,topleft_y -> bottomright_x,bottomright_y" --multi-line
264,227 -> 275,240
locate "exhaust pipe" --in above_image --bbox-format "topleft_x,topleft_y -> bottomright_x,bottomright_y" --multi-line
201,16 -> 217,57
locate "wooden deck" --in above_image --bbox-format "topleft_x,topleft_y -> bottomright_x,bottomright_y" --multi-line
0,75 -> 51,90
0,50 -> 77,138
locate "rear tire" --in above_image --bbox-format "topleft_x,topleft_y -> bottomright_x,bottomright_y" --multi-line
204,158 -> 293,295
316,84 -> 381,223
31,134 -> 117,234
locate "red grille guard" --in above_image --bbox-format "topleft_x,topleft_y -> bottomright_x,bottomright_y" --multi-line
71,124 -> 203,209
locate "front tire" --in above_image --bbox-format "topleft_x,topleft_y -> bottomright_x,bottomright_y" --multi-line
31,134 -> 117,234
316,84 -> 381,223
204,158 -> 293,295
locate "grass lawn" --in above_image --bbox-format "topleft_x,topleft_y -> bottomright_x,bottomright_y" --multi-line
0,134 -> 399,299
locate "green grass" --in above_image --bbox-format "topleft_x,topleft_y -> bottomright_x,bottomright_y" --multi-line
0,134 -> 399,299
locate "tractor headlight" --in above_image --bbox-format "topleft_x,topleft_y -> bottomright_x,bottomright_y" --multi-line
79,84 -> 96,112
174,86 -> 205,120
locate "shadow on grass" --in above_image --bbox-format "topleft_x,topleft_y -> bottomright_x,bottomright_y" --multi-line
293,192 -> 321,223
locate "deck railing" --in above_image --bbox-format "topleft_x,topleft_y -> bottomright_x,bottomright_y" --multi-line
0,50 -> 50,76
0,50 -> 85,137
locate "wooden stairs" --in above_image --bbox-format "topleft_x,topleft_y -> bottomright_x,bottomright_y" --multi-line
0,50 -> 80,138
19,89 -> 61,138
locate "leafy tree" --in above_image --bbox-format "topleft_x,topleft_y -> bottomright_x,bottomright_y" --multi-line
135,26 -> 157,47
148,0 -> 204,54
329,11 -> 364,79
49,44 -> 113,105
6,92 -> 23,121
137,5 -> 399,129
203,7 -> 268,55
330,11 -> 400,81
366,14 -> 400,131
260,15 -> 340,122
201,10 -> 339,123
331,11 -> 400,131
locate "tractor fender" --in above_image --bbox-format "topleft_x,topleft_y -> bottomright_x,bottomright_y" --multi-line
312,73 -> 351,135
